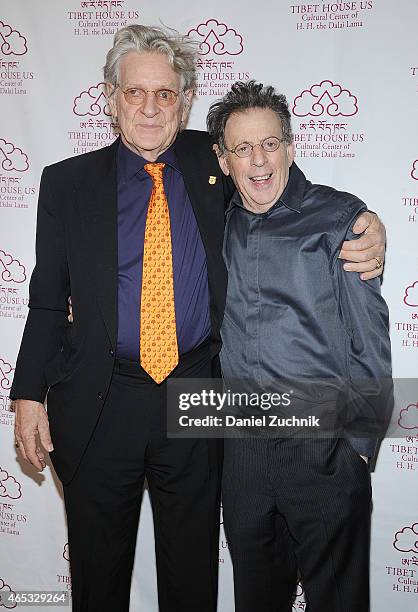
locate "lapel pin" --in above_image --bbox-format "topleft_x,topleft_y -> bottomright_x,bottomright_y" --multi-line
208,175 -> 217,185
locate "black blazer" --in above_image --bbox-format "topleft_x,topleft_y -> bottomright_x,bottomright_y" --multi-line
11,130 -> 234,484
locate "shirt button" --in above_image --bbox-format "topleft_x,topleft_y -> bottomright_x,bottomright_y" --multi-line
109,349 -> 114,356
98,392 -> 104,401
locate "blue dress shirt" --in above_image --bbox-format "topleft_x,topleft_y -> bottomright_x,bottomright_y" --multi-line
116,140 -> 211,361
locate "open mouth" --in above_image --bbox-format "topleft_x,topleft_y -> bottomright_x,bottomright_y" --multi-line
250,173 -> 272,184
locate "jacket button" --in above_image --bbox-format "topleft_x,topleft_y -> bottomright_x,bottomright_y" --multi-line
98,392 -> 104,400
109,349 -> 114,356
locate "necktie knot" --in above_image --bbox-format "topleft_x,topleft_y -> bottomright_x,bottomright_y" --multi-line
144,162 -> 165,183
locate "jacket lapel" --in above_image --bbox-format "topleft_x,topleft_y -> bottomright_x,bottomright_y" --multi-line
77,139 -> 119,349
174,131 -> 229,331
174,132 -> 224,257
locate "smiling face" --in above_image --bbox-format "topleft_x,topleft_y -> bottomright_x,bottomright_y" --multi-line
216,108 -> 295,214
107,51 -> 193,161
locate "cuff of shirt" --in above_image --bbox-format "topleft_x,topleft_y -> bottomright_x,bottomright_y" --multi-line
345,436 -> 377,459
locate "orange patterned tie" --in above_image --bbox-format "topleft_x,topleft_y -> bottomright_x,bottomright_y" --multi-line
140,162 -> 178,383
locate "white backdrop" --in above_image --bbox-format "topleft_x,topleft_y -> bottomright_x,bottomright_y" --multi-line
1,1 -> 417,610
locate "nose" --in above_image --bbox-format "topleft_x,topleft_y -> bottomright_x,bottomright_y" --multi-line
141,91 -> 160,117
250,143 -> 267,166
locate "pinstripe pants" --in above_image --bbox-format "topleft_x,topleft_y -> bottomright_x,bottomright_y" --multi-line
222,437 -> 371,612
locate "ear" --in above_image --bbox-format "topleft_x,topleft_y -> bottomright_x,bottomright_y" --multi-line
105,83 -> 118,121
181,89 -> 194,123
213,144 -> 230,176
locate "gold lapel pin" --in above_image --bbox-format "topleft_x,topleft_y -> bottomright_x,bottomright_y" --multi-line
208,175 -> 217,185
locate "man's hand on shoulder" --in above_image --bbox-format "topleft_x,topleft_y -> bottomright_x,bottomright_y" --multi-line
338,211 -> 386,281
13,399 -> 54,471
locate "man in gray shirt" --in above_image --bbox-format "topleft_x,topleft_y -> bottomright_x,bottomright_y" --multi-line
207,81 -> 392,612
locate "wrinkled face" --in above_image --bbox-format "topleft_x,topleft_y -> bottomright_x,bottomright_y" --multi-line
216,108 -> 295,214
107,51 -> 193,161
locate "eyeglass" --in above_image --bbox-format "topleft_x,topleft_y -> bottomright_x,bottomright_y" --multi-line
225,136 -> 287,158
116,85 -> 184,107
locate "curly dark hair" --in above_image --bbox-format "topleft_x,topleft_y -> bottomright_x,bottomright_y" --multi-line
206,80 -> 293,152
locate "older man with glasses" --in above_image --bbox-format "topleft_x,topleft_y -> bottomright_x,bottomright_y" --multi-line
11,25 -> 386,612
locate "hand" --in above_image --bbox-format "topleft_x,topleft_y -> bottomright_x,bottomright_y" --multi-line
13,399 -> 54,471
338,211 -> 386,280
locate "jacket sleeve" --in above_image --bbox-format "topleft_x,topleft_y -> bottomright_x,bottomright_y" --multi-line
330,209 -> 393,461
10,166 -> 70,403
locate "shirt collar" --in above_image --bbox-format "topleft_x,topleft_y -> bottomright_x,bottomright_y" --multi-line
117,138 -> 181,182
226,162 -> 307,216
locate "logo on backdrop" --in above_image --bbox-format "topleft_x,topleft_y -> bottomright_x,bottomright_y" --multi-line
0,358 -> 14,392
394,281 -> 418,350
188,19 -> 250,98
68,82 -> 117,155
385,525 -> 418,595
0,140 -> 35,210
292,581 -> 306,609
404,282 -> 418,307
0,21 -> 34,95
390,430 -> 418,471
292,80 -> 364,160
410,66 -> 418,95
218,502 -> 229,562
0,139 -> 29,172
0,250 -> 26,284
188,19 -> 243,56
0,396 -> 12,413
293,80 -> 358,117
401,162 -> 418,225
0,250 -> 29,322
0,356 -> 13,425
0,472 -> 28,537
0,21 -> 27,56
57,544 -> 72,592
289,1 -> 374,33
393,524 -> 418,554
0,577 -> 17,609
0,468 -> 22,500
398,404 -> 418,430
0,391 -> 15,427
383,523 -> 418,596
73,83 -> 111,117
66,2 -> 140,37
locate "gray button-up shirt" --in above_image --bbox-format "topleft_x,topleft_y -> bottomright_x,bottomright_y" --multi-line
220,163 -> 392,458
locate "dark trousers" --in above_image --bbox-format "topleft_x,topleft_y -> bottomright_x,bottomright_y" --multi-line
63,344 -> 222,612
222,437 -> 372,612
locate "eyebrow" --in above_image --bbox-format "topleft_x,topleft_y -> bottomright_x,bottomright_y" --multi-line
230,135 -> 283,145
121,82 -> 178,90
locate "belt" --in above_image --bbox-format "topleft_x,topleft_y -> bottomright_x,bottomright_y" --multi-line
114,338 -> 211,380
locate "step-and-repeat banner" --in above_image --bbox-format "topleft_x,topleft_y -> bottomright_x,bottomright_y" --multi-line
1,1 -> 417,610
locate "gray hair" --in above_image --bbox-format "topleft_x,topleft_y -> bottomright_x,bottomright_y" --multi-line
104,24 -> 197,90
207,80 -> 293,152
